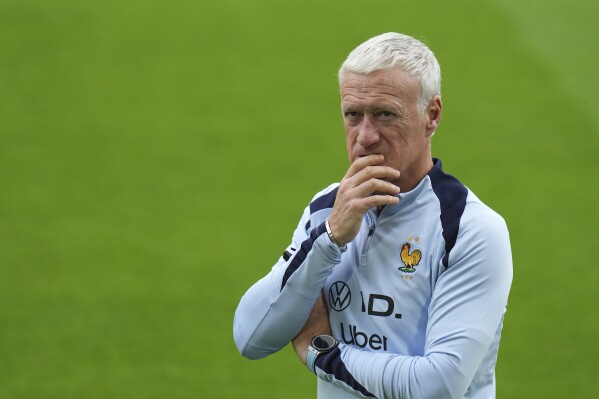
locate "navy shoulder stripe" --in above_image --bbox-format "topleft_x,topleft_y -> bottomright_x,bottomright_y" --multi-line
305,187 -> 338,231
316,347 -> 375,397
310,187 -> 338,214
428,159 -> 468,268
281,222 -> 327,290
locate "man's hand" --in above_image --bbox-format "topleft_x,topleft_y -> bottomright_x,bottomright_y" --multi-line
292,291 -> 331,365
329,154 -> 400,246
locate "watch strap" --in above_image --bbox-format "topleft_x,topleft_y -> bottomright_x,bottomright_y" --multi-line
306,346 -> 319,374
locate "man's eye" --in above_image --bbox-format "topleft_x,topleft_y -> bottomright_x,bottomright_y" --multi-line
378,111 -> 394,119
344,111 -> 360,118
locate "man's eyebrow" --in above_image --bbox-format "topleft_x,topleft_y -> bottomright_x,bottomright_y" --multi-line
341,101 -> 360,110
345,102 -> 405,112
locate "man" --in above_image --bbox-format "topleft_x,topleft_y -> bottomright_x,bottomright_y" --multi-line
233,32 -> 512,399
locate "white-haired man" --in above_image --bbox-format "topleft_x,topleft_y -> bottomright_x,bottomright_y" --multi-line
234,32 -> 513,399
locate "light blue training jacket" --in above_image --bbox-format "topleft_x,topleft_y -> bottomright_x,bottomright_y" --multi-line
234,159 -> 513,399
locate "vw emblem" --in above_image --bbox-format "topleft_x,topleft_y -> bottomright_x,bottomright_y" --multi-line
328,281 -> 351,312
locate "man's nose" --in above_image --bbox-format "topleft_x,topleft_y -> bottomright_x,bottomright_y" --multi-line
356,115 -> 379,147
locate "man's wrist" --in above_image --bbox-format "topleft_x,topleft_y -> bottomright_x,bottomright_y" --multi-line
325,220 -> 347,252
306,335 -> 339,374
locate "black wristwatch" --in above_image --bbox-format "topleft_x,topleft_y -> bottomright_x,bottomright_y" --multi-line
306,335 -> 339,374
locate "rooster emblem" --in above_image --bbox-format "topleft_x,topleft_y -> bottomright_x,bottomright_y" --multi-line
399,243 -> 422,273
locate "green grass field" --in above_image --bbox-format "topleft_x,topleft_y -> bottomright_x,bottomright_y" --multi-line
1,1 -> 598,397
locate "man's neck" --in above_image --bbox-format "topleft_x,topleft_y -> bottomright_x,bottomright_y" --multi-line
393,156 -> 434,193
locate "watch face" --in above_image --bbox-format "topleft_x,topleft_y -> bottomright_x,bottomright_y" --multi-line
312,335 -> 337,351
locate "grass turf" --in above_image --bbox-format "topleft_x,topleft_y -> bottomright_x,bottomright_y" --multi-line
1,0 -> 597,397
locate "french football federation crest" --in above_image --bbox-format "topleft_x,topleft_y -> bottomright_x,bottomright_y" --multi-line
399,243 -> 422,273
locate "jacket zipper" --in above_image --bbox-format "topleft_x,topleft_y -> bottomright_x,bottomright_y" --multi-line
360,210 -> 379,265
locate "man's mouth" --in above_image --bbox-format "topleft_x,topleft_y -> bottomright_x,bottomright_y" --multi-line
357,153 -> 383,158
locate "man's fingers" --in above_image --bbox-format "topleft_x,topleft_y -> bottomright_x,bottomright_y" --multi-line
359,194 -> 400,209
344,165 -> 400,190
354,164 -> 400,182
343,154 -> 386,180
351,178 -> 400,198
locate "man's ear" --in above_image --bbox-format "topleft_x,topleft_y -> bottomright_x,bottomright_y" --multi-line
425,95 -> 442,137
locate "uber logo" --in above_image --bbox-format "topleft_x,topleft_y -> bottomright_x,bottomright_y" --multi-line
328,281 -> 351,312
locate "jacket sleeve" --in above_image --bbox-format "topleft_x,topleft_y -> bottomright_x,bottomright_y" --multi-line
233,189 -> 343,360
314,209 -> 513,399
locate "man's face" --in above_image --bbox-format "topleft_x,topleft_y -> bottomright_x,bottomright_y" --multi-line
340,68 -> 437,188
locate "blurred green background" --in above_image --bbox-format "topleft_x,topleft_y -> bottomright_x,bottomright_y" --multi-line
1,0 -> 597,397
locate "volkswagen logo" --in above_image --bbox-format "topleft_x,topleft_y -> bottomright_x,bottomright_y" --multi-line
328,281 -> 351,312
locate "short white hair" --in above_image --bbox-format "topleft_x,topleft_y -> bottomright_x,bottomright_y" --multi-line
339,32 -> 441,113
